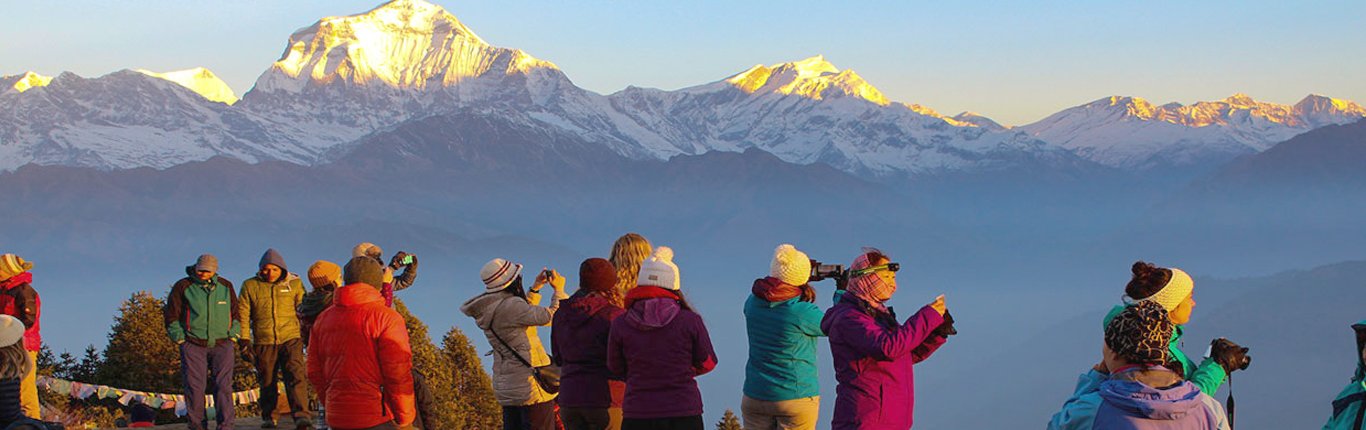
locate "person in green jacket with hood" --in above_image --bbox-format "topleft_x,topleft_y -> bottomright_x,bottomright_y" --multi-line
1101,261 -> 1249,396
238,248 -> 311,429
742,244 -> 824,430
1323,320 -> 1366,430
165,254 -> 242,430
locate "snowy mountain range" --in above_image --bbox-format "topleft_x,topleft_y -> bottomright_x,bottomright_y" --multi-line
1019,94 -> 1366,170
0,0 -> 1361,176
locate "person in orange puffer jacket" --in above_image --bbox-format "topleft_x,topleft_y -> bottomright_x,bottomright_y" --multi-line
307,256 -> 416,430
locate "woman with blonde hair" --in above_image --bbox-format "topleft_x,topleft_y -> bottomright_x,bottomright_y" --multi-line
0,314 -> 34,429
609,234 -> 652,308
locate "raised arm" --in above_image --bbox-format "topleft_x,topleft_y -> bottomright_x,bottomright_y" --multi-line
833,305 -> 943,361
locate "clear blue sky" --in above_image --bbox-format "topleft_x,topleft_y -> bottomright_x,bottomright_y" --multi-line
3,0 -> 1363,125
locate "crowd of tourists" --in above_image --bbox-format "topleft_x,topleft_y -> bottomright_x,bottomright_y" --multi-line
0,234 -> 1360,429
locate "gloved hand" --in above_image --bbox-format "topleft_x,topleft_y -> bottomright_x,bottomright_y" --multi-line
547,269 -> 566,290
237,339 -> 255,363
932,310 -> 957,338
389,251 -> 413,269
1210,338 -> 1250,374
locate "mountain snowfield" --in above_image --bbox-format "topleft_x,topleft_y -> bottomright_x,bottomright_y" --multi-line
0,0 -> 1362,176
1019,94 -> 1366,170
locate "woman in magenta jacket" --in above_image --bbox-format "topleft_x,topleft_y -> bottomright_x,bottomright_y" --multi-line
820,249 -> 953,430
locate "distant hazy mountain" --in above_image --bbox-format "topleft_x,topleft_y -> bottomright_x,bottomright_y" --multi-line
1093,118 -> 1366,273
1020,94 -> 1366,171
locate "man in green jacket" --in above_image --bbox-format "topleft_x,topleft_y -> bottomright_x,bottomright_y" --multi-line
238,248 -> 312,430
164,254 -> 241,430
1323,320 -> 1366,430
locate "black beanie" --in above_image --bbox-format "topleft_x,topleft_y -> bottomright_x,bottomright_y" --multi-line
344,256 -> 385,290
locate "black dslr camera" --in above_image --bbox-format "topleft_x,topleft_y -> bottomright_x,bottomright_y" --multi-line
808,259 -> 847,283
1211,338 -> 1252,371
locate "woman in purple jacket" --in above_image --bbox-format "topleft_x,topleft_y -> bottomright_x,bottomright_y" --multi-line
552,258 -> 627,430
820,249 -> 952,430
607,247 -> 718,430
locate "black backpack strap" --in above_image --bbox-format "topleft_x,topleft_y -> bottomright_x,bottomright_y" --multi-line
483,297 -> 535,369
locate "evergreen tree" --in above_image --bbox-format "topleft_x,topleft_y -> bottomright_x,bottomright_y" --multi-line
35,345 -> 57,377
441,326 -> 500,429
716,409 -> 742,430
56,351 -> 77,380
394,299 -> 456,429
96,292 -> 181,393
73,345 -> 102,383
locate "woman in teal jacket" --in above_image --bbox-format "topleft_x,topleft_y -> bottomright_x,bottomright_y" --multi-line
742,244 -> 824,430
1101,262 -> 1247,395
1323,320 -> 1366,430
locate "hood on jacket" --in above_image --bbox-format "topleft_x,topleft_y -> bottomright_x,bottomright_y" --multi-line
461,291 -> 515,328
1353,320 -> 1366,381
258,248 -> 289,280
0,272 -> 31,290
1098,379 -> 1206,420
625,298 -> 680,330
334,283 -> 385,307
752,277 -> 802,304
182,266 -> 219,285
561,291 -> 618,328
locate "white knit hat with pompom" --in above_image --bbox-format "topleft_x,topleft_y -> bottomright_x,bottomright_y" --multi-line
637,246 -> 681,290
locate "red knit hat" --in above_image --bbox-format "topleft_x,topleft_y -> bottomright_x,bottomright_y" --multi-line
579,258 -> 617,292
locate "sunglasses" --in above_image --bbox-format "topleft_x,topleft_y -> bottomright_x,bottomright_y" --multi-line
850,262 -> 900,277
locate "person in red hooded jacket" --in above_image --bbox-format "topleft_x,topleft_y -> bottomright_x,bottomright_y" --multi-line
307,256 -> 416,430
0,254 -> 40,420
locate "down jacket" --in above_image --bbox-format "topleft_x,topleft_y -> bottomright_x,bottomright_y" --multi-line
0,273 -> 40,351
307,283 -> 415,429
462,289 -> 565,406
237,273 -> 305,345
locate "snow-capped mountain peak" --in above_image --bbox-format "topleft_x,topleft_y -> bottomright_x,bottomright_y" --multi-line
1293,94 -> 1366,125
1022,93 -> 1366,170
725,55 -> 890,106
136,67 -> 239,105
250,0 -> 557,94
1,72 -> 53,94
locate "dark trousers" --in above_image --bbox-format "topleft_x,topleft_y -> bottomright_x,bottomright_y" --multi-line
333,423 -> 399,430
561,407 -> 611,430
502,401 -> 557,430
622,415 -> 703,430
181,341 -> 235,430
251,339 -> 312,420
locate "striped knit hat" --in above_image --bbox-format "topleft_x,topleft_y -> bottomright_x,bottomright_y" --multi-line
0,254 -> 32,282
480,258 -> 523,292
1105,301 -> 1174,365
